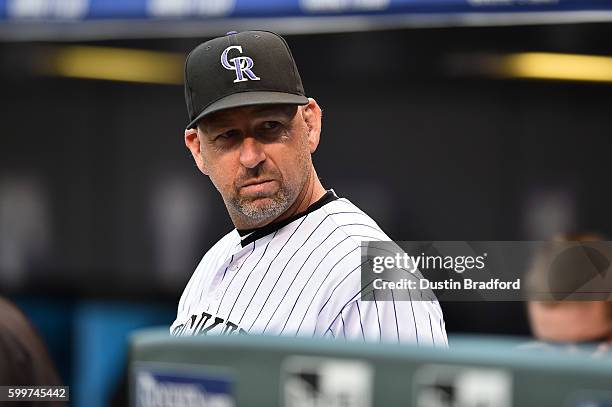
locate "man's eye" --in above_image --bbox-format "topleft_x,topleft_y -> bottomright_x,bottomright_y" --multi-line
215,130 -> 240,140
261,121 -> 280,130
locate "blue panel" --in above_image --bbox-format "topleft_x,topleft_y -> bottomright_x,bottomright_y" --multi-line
72,302 -> 175,407
233,0 -> 301,17
1,0 -> 612,21
87,0 -> 148,19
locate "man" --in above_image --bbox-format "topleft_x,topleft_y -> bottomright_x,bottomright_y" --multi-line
171,30 -> 447,345
524,233 -> 612,355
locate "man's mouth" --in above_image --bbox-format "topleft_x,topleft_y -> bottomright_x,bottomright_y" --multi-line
240,179 -> 274,188
239,179 -> 277,196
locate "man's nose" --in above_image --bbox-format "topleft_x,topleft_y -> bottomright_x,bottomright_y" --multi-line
239,136 -> 266,168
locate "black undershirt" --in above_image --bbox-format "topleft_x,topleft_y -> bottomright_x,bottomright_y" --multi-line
237,190 -> 338,247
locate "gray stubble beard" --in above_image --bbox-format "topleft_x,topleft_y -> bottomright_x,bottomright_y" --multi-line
232,185 -> 293,223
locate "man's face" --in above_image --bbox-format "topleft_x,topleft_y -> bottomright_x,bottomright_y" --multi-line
528,301 -> 612,343
186,103 -> 319,228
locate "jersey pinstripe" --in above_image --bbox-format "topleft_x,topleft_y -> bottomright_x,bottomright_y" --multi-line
170,193 -> 448,346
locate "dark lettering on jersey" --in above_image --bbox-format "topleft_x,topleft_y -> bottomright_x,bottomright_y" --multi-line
189,314 -> 198,328
197,316 -> 224,335
171,323 -> 186,336
222,321 -> 239,335
172,312 -> 247,336
193,311 -> 213,332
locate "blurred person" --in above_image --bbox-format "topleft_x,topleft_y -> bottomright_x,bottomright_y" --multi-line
0,296 -> 65,406
525,233 -> 612,356
171,30 -> 447,345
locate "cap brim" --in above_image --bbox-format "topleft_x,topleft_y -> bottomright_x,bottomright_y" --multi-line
186,91 -> 309,129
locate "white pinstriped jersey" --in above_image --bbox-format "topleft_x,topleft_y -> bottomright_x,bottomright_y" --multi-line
171,191 -> 447,346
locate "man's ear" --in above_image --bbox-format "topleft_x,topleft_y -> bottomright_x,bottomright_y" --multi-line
184,128 -> 209,175
301,98 -> 322,154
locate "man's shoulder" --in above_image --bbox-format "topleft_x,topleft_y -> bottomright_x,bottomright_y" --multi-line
305,197 -> 392,297
317,196 -> 390,242
297,197 -> 390,285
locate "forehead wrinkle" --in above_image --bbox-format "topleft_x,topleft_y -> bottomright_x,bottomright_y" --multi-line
250,104 -> 297,118
199,111 -> 241,135
200,104 -> 298,133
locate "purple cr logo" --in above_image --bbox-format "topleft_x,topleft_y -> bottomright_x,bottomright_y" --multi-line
220,45 -> 261,83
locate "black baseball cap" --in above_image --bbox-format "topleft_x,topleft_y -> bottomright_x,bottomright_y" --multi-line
184,30 -> 309,129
